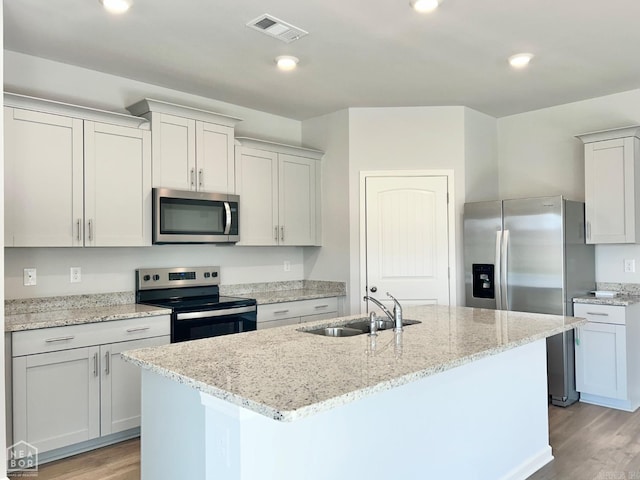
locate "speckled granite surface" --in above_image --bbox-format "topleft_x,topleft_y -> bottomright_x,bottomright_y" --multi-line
573,282 -> 640,306
5,291 -> 136,315
573,294 -> 640,306
122,305 -> 583,422
222,280 -> 345,304
6,304 -> 171,332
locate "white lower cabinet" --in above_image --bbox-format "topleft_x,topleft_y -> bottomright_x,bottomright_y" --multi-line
12,315 -> 170,455
574,303 -> 640,411
257,297 -> 339,330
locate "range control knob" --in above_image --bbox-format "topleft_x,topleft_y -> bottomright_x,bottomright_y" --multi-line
212,271 -> 218,277
143,275 -> 151,282
153,274 -> 160,281
204,272 -> 211,278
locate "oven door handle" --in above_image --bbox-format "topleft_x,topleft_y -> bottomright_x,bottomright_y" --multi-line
176,306 -> 256,321
223,202 -> 232,235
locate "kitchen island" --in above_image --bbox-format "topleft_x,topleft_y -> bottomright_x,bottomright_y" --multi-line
123,305 -> 584,480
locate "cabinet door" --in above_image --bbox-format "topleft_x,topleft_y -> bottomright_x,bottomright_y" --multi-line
575,322 -> 627,399
151,113 -> 196,190
13,346 -> 100,453
585,137 -> 637,243
195,121 -> 234,193
100,335 -> 170,435
235,147 -> 279,245
4,107 -> 83,246
84,121 -> 152,246
279,154 -> 317,246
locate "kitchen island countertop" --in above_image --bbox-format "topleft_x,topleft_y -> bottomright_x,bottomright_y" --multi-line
123,304 -> 583,422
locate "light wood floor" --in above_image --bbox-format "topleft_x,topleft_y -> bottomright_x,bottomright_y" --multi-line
9,438 -> 140,480
10,402 -> 640,480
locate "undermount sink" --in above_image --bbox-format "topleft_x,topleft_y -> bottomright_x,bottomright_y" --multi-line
303,318 -> 421,337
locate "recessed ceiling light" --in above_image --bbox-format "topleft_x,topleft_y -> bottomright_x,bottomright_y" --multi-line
508,53 -> 534,69
99,0 -> 132,14
275,55 -> 299,71
410,0 -> 443,13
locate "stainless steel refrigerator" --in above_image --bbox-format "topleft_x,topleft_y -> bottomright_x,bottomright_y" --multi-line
463,196 -> 595,406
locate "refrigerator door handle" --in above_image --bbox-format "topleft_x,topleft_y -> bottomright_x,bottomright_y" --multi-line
495,230 -> 503,310
501,229 -> 510,310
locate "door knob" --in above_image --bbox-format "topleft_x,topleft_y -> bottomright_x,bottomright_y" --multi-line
370,286 -> 377,293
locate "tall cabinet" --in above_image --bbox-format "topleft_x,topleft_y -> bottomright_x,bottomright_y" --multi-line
577,126 -> 640,244
235,137 -> 323,246
4,93 -> 152,247
127,99 -> 241,194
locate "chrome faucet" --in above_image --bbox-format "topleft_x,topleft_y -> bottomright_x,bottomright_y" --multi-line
363,292 -> 404,332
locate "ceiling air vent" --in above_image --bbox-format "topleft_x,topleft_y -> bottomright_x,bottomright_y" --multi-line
246,14 -> 308,43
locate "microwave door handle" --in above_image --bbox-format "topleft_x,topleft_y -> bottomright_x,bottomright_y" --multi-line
224,202 -> 232,235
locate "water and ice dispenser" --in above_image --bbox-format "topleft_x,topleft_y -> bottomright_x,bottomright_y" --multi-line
472,264 -> 494,299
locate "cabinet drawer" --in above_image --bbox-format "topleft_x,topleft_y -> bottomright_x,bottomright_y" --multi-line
257,297 -> 338,322
12,315 -> 171,357
573,304 -> 626,325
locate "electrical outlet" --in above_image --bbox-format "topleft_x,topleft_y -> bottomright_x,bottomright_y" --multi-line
23,268 -> 37,286
284,260 -> 291,272
624,259 -> 636,273
70,267 -> 82,283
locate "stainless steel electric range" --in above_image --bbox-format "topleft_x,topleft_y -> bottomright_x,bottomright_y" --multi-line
135,266 -> 257,343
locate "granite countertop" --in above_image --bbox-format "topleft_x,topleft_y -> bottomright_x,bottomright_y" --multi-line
248,288 -> 344,304
573,294 -> 640,306
221,280 -> 345,305
122,305 -> 583,422
6,304 -> 172,332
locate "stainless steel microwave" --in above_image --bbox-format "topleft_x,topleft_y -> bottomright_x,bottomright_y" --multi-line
153,188 -> 239,244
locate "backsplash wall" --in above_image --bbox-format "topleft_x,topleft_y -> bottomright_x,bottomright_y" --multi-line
5,246 -> 304,299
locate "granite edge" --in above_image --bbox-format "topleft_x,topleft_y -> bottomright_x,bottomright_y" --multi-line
122,319 -> 582,422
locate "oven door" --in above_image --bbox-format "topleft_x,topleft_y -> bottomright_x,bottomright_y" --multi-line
172,305 -> 256,343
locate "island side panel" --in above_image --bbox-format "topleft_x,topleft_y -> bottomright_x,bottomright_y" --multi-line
140,370 -> 205,480
197,339 -> 552,480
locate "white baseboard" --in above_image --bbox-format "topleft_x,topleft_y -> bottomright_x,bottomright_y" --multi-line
500,446 -> 554,480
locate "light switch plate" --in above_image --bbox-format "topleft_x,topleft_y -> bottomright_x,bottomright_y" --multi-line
23,268 -> 36,286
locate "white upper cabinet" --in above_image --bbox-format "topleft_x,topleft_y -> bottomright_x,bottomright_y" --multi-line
577,126 -> 640,244
127,99 -> 241,194
4,93 -> 151,247
235,137 -> 323,246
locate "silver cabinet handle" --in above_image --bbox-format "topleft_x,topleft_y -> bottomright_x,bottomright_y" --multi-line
586,312 -> 609,316
190,168 -> 195,188
274,226 -> 279,242
223,202 -> 232,235
281,226 -> 285,242
126,326 -> 151,333
93,352 -> 98,377
105,351 -> 110,375
77,219 -> 81,242
314,304 -> 329,309
198,168 -> 204,189
274,310 -> 290,314
88,219 -> 93,242
45,335 -> 75,343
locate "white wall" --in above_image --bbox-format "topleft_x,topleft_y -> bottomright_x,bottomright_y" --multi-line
347,107 -> 467,312
4,51 -> 301,145
5,246 -> 304,299
3,52 -> 309,299
301,109 -> 350,286
497,88 -> 640,283
1,3 -> 8,478
464,108 -> 499,202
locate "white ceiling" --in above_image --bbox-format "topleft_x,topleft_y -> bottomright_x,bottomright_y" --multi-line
5,0 -> 640,120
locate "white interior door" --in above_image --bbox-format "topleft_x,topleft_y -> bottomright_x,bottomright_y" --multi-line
364,175 -> 450,311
